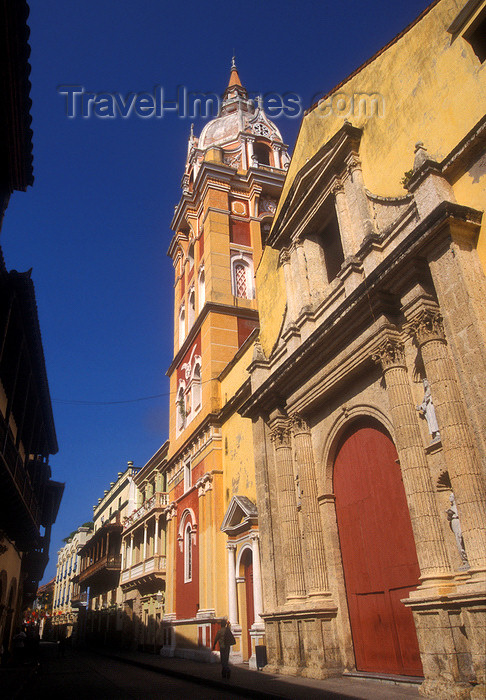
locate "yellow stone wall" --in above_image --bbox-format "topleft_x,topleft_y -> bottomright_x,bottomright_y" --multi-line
258,0 -> 486,356
221,344 -> 257,510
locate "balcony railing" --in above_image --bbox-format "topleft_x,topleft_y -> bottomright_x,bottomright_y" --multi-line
78,553 -> 122,583
121,554 -> 166,584
123,492 -> 169,529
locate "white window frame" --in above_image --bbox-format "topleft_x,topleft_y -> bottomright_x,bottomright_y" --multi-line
178,305 -> 185,348
198,266 -> 205,313
184,522 -> 193,582
187,287 -> 195,331
184,459 -> 191,492
231,252 -> 255,299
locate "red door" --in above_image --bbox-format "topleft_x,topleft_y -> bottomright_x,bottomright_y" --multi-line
334,423 -> 423,676
243,551 -> 254,657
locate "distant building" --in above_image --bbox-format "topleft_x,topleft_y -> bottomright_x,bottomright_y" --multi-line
0,0 -> 63,654
120,443 -> 169,651
241,1 -> 486,698
162,61 -> 289,665
52,526 -> 92,639
74,464 -> 138,646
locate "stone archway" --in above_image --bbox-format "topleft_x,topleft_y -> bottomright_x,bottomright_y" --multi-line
334,419 -> 423,676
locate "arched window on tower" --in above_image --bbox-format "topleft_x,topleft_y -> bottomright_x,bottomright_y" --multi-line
231,253 -> 254,299
253,142 -> 271,166
198,267 -> 205,313
176,385 -> 186,433
188,242 -> 195,270
191,363 -> 202,412
178,305 -> 185,348
188,288 -> 195,330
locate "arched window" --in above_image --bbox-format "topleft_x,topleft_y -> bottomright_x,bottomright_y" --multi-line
188,242 -> 195,270
254,142 -> 271,166
178,305 -> 185,347
188,288 -> 195,330
184,523 -> 192,582
177,385 -> 186,433
231,253 -> 254,299
191,363 -> 202,411
198,268 -> 205,312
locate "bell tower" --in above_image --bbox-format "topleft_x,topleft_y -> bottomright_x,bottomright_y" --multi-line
164,60 -> 289,650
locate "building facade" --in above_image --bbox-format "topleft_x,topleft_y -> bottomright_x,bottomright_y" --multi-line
74,464 -> 138,646
162,62 -> 289,666
52,526 -> 92,640
120,443 -> 169,651
242,1 -> 486,698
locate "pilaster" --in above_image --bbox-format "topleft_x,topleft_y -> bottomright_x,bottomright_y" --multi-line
270,423 -> 306,601
372,334 -> 452,584
405,308 -> 486,572
291,414 -> 329,597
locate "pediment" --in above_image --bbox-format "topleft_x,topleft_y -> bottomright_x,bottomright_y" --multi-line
221,495 -> 258,535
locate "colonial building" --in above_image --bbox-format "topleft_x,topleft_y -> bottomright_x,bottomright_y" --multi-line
162,62 -> 289,665
0,0 -> 63,654
52,525 -> 92,640
74,463 -> 138,646
241,1 -> 486,698
120,443 -> 169,651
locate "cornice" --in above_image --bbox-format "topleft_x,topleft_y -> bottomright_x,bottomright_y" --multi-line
166,301 -> 258,377
241,200 -> 482,418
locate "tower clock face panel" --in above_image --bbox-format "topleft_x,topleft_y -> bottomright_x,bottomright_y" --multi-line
231,200 -> 247,216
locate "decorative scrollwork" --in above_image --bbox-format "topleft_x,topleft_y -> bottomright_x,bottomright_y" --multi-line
406,309 -> 445,346
372,338 -> 406,371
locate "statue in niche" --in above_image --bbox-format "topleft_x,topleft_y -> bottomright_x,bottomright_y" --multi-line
417,378 -> 440,440
446,492 -> 469,569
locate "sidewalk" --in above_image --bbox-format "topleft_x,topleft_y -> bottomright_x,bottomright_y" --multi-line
96,647 -> 429,700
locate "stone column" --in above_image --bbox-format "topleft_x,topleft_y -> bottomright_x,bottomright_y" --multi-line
250,532 -> 264,624
292,242 -> 312,313
143,524 -> 147,561
270,424 -> 306,601
154,516 -> 159,555
279,249 -> 301,327
227,543 -> 238,625
246,137 -> 255,168
271,144 -> 281,169
291,414 -> 328,596
121,537 -> 125,570
406,308 -> 486,571
372,335 -> 452,582
345,153 -> 374,238
331,178 -> 355,257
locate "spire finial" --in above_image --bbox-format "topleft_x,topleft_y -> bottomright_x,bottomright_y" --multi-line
231,54 -> 236,70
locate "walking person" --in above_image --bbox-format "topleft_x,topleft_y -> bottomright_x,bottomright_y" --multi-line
212,619 -> 236,679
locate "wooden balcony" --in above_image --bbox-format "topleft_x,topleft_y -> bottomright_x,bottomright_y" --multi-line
120,554 -> 166,590
123,492 -> 169,531
78,553 -> 121,585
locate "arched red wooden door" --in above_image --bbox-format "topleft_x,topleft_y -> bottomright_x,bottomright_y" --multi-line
334,422 -> 423,676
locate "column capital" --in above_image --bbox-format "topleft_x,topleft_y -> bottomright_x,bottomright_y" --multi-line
345,152 -> 362,173
270,424 -> 292,447
405,308 -> 445,346
290,413 -> 310,434
249,531 -> 260,542
330,177 -> 345,196
226,542 -> 237,552
372,337 -> 406,371
279,248 -> 291,266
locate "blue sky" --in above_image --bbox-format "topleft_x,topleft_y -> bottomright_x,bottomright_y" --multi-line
2,0 -> 431,582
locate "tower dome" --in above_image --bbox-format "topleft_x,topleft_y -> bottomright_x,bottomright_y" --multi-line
183,59 -> 289,187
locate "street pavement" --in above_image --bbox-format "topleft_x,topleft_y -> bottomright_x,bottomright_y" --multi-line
6,643 -> 435,700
